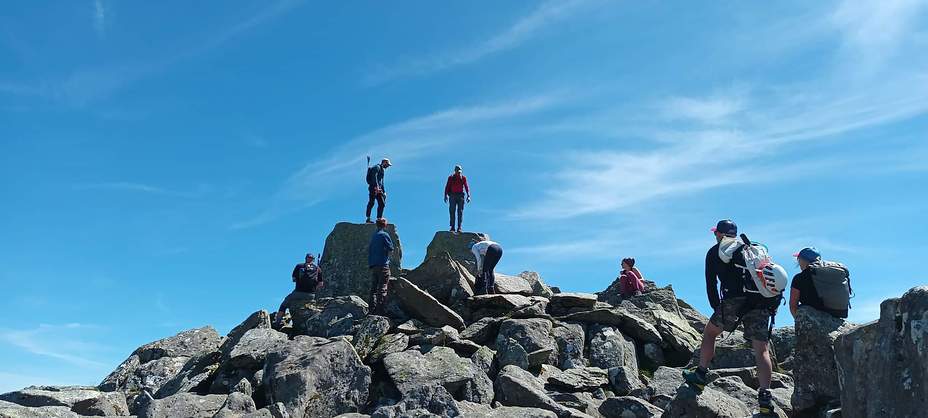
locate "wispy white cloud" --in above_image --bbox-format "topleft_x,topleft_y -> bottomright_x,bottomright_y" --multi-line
0,324 -> 110,369
364,0 -> 596,84
72,182 -> 206,198
93,0 -> 106,38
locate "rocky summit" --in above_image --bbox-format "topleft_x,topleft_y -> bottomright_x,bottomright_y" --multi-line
2,223 -> 925,418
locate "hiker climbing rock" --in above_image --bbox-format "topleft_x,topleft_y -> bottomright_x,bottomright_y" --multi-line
365,158 -> 391,223
683,219 -> 780,416
368,218 -> 395,315
790,247 -> 852,319
275,253 -> 325,335
471,238 -> 502,296
618,257 -> 646,298
443,164 -> 471,233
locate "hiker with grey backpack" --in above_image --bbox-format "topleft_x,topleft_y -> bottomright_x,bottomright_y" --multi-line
789,247 -> 852,319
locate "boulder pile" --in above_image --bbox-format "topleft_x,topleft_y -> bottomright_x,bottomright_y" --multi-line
1,223 -> 923,418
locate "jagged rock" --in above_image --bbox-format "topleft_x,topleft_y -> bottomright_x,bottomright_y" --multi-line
448,339 -> 483,357
210,328 -> 288,394
553,323 -> 586,369
689,330 -> 778,370
99,326 -> 221,395
263,336 -> 371,418
642,343 -> 665,368
512,298 -> 551,319
835,286 -> 928,418
396,319 -> 426,335
392,277 -> 466,330
409,325 -> 460,347
497,319 -> 557,368
548,293 -> 598,316
0,400 -> 81,418
598,396 -> 663,418
791,306 -> 856,413
549,392 -> 604,417
706,376 -> 789,418
220,310 -> 272,356
0,386 -> 129,416
466,294 -> 538,319
557,309 -> 662,345
319,222 -> 403,303
367,333 -> 409,363
460,317 -> 503,346
458,401 -> 558,417
519,271 -> 555,298
383,346 -> 494,404
405,252 -> 476,306
494,365 -> 589,418
647,367 -> 684,410
370,385 -> 460,418
353,315 -> 392,360
587,325 -> 637,374
305,296 -> 370,337
661,385 -> 751,418
232,378 -> 253,396
547,367 -> 609,392
155,351 -> 222,398
770,326 -> 794,363
214,391 -> 258,418
137,393 -> 228,418
471,346 -> 497,379
496,273 -> 536,295
422,231 -> 488,276
673,298 -> 709,334
650,309 -> 699,363
712,367 -> 794,390
607,366 -> 645,397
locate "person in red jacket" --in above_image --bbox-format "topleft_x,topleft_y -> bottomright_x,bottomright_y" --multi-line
619,257 -> 645,297
443,165 -> 471,233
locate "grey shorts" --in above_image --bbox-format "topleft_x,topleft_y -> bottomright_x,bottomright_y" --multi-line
709,296 -> 772,342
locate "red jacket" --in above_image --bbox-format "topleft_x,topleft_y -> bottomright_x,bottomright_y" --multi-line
445,174 -> 470,195
620,268 -> 645,296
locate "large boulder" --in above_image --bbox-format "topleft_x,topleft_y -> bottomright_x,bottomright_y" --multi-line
209,328 -> 289,393
352,315 -> 392,360
689,330 -> 778,370
318,222 -> 403,303
0,386 -> 129,416
392,277 -> 466,330
494,365 -> 587,418
548,293 -> 598,316
383,346 -> 494,404
465,294 -> 541,319
552,323 -> 586,370
791,306 -> 856,413
404,252 -> 475,306
707,376 -> 790,418
99,326 -> 221,398
370,385 -> 460,418
557,309 -> 662,345
647,367 -> 684,410
546,367 -> 609,392
587,325 -> 637,374
219,310 -> 272,356
263,336 -> 372,418
496,319 -> 557,368
305,296 -> 370,337
518,271 -> 555,298
495,273 -> 536,295
458,401 -> 558,417
835,286 -> 928,418
0,400 -> 80,418
155,351 -> 222,398
597,397 -> 663,418
422,231 -> 489,276
650,309 -> 700,364
367,333 -> 409,364
460,317 -> 504,346
660,385 -> 751,418
137,393 -> 228,418
770,326 -> 795,365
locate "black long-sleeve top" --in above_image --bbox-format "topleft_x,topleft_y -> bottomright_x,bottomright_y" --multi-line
705,243 -> 745,310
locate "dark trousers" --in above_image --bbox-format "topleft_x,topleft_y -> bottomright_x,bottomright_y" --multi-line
448,193 -> 465,229
366,191 -> 385,219
369,265 -> 391,314
475,244 -> 503,295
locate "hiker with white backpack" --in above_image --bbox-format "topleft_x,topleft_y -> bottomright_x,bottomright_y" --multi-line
790,247 -> 851,319
683,219 -> 788,417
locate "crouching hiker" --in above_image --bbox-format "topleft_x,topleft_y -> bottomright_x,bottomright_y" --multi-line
619,257 -> 646,298
683,220 -> 781,417
790,247 -> 852,319
471,238 -> 503,296
368,218 -> 394,315
275,253 -> 325,335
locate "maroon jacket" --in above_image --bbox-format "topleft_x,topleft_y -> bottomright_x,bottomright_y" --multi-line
620,268 -> 645,296
444,174 -> 470,195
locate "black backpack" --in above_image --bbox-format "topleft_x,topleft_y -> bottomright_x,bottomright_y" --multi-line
296,264 -> 320,292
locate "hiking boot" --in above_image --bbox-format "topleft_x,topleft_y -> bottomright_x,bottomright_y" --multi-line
682,368 -> 708,393
365,218 -> 374,224
757,388 -> 776,416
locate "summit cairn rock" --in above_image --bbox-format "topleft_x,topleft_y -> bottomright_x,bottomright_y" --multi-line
422,231 -> 489,276
404,251 -> 475,306
791,306 -> 856,414
392,277 -> 466,330
319,222 -> 403,303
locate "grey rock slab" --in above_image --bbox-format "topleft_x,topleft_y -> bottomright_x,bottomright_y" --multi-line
607,366 -> 645,397
393,277 -> 466,330
383,346 -> 493,404
791,306 -> 856,413
587,325 -> 638,375
0,400 -> 80,418
557,309 -> 661,345
547,367 -> 609,392
460,317 -> 503,346
353,315 -> 392,360
137,393 -> 228,418
598,396 -> 663,418
404,251 -> 476,306
367,333 -> 409,364
494,366 -> 590,418
553,323 -> 586,370
660,385 -> 751,418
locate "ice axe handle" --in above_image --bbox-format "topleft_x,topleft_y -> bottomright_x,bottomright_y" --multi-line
739,233 -> 751,246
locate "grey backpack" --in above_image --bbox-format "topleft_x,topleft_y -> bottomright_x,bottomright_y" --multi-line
810,260 -> 852,311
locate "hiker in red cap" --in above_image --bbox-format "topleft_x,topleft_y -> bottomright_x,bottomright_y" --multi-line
443,165 -> 471,233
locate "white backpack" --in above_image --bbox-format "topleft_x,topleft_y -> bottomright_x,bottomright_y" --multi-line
718,234 -> 787,299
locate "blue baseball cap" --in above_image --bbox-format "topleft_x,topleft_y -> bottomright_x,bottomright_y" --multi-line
793,247 -> 821,262
711,219 -> 738,237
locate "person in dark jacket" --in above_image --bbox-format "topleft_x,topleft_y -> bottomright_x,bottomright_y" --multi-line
365,158 -> 392,223
368,218 -> 395,315
790,247 -> 849,319
683,220 -> 777,416
443,165 -> 471,233
276,253 -> 325,334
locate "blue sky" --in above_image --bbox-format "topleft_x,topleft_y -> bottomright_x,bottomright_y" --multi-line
1,0 -> 927,393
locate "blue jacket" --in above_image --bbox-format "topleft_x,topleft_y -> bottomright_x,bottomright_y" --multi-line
368,229 -> 394,267
367,164 -> 385,192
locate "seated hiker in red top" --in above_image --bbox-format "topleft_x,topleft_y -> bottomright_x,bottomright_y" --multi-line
619,257 -> 646,297
443,165 -> 471,233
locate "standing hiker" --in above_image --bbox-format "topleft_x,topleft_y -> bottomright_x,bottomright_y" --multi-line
275,253 -> 325,335
471,238 -> 503,296
443,165 -> 471,233
683,219 -> 778,416
790,247 -> 851,319
619,257 -> 646,298
365,158 -> 391,223
368,218 -> 394,315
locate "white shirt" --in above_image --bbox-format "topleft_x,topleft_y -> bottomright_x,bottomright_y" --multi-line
471,240 -> 499,272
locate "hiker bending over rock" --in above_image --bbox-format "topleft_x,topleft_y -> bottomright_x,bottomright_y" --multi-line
443,164 -> 471,233
618,257 -> 646,298
683,219 -> 778,416
471,238 -> 503,295
365,158 -> 391,223
790,247 -> 852,319
275,253 -> 324,334
368,218 -> 394,315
